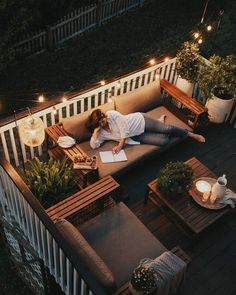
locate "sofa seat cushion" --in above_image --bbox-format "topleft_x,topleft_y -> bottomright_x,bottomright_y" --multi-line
79,106 -> 192,178
114,81 -> 163,114
79,202 -> 167,289
55,218 -> 116,293
61,101 -> 114,142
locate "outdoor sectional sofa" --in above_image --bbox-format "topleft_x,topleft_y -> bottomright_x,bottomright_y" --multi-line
60,79 -> 206,179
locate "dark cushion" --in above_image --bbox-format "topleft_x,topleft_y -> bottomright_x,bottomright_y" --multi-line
61,101 -> 115,142
114,81 -> 163,114
55,218 -> 116,293
79,106 -> 192,178
79,202 -> 167,289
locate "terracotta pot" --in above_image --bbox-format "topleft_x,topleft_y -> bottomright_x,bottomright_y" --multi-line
206,94 -> 235,123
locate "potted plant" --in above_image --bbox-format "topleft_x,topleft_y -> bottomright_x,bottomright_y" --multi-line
24,157 -> 79,208
175,41 -> 201,96
198,54 -> 236,123
157,161 -> 193,196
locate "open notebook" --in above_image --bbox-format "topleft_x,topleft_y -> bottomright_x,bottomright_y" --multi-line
99,150 -> 127,163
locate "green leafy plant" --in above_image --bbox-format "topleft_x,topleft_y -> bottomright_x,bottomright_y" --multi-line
198,54 -> 236,100
157,161 -> 193,196
24,157 -> 79,208
175,41 -> 201,83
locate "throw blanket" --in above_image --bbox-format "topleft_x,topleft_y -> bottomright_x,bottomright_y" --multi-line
219,189 -> 236,208
140,251 -> 187,295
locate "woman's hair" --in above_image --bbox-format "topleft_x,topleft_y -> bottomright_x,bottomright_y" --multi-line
87,109 -> 105,131
130,266 -> 157,294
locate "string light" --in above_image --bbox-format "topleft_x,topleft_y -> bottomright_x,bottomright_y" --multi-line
38,95 -> 44,102
100,80 -> 105,86
206,25 -> 212,31
149,59 -> 155,65
62,96 -> 67,102
164,57 -> 170,62
194,32 -> 200,39
198,38 -> 203,44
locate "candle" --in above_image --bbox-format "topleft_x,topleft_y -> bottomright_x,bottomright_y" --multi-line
196,180 -> 211,193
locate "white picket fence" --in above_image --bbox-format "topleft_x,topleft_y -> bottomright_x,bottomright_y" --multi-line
14,0 -> 144,56
0,57 -> 177,168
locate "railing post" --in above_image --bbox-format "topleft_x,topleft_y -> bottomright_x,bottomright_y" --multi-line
46,25 -> 54,51
96,0 -> 102,27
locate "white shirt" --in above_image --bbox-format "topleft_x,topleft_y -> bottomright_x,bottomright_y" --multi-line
90,110 -> 145,149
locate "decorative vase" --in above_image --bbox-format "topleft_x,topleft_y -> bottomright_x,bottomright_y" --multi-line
175,76 -> 194,97
211,175 -> 227,202
206,95 -> 235,123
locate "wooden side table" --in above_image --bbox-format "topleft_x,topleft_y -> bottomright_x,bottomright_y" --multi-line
145,157 -> 231,238
45,124 -> 98,188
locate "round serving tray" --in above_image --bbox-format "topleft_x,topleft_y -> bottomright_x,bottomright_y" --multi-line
189,177 -> 227,210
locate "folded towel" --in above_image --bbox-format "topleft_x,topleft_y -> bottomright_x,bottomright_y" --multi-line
219,189 -> 236,208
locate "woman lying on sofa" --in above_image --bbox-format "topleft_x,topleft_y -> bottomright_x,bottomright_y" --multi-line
88,109 -> 205,154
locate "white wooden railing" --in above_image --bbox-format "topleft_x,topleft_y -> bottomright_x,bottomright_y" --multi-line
0,57 -> 177,168
0,161 -> 105,294
14,0 -> 144,56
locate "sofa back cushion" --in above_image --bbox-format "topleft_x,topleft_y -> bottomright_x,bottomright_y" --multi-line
114,81 -> 163,115
61,101 -> 114,142
55,218 -> 116,293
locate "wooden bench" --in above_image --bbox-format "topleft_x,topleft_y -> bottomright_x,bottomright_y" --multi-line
160,79 -> 207,128
46,175 -> 120,224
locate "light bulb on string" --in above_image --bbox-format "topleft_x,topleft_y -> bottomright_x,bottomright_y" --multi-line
194,32 -> 200,39
149,59 -> 155,65
62,96 -> 67,102
100,80 -> 105,86
164,57 -> 170,62
198,38 -> 203,44
38,95 -> 44,102
206,25 -> 212,31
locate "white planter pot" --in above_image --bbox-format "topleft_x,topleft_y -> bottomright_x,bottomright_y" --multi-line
206,94 -> 235,123
175,77 -> 194,97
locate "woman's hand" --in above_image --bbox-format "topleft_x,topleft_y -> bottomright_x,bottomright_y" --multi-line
112,145 -> 122,154
92,127 -> 101,140
112,138 -> 126,154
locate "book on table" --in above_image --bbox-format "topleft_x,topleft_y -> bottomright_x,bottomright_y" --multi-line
99,150 -> 127,163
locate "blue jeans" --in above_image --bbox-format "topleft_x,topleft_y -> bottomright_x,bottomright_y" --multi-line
132,113 -> 188,146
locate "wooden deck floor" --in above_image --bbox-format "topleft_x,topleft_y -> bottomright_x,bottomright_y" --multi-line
116,123 -> 236,295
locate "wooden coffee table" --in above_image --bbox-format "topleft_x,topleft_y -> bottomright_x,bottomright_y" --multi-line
145,157 -> 231,239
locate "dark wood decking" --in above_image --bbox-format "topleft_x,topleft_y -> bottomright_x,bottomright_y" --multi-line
116,123 -> 236,295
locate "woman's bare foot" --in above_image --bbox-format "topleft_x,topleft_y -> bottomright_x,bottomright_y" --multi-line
188,132 -> 205,142
158,115 -> 167,123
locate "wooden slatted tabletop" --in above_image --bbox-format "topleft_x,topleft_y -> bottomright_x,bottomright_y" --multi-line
146,157 -> 231,238
45,123 -> 97,188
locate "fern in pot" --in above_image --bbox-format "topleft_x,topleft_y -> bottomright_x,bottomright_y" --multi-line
175,41 -> 201,96
198,54 -> 236,123
24,157 -> 79,208
157,161 -> 193,197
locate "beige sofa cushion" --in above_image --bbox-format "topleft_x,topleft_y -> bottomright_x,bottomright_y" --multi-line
61,101 -> 114,142
79,106 -> 192,178
55,218 -> 116,293
114,81 -> 163,114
